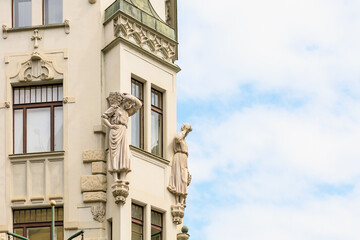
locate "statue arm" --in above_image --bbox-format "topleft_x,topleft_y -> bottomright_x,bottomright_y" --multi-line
125,95 -> 142,116
174,131 -> 186,143
101,106 -> 116,129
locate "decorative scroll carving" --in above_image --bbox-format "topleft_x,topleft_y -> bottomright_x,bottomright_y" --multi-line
10,52 -> 63,82
2,24 -> 8,39
113,16 -> 176,63
91,203 -> 106,222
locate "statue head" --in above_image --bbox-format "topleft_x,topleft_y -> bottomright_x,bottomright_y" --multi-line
181,123 -> 192,134
107,92 -> 123,106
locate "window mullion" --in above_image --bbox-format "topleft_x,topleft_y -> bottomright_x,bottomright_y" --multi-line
50,105 -> 54,152
23,106 -> 27,153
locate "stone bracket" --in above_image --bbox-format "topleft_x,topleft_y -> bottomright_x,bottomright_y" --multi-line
0,102 -> 10,109
171,204 -> 184,225
111,180 -> 129,205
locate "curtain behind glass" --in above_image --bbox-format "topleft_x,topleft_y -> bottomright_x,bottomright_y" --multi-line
27,108 -> 51,153
13,0 -> 32,27
151,111 -> 162,156
44,0 -> 62,24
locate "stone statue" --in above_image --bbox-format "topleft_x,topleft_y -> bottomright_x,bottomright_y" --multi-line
168,123 -> 192,207
102,92 -> 142,182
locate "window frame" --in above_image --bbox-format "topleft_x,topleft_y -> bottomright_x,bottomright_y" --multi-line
131,79 -> 144,149
151,88 -> 163,157
12,0 -> 32,28
131,203 -> 144,240
13,207 -> 64,240
151,210 -> 163,240
42,0 -> 63,25
13,84 -> 63,154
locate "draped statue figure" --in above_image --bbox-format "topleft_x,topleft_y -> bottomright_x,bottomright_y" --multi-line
102,92 -> 142,182
168,123 -> 192,207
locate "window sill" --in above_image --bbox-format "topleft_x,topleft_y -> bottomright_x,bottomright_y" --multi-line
130,145 -> 169,165
9,151 -> 65,160
2,20 -> 70,39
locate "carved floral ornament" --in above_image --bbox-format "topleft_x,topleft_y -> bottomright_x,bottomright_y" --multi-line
9,52 -> 64,82
113,16 -> 176,63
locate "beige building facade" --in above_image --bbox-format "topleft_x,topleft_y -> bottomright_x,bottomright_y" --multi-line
0,0 -> 191,239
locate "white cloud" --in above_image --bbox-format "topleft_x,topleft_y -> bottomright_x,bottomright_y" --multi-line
178,0 -> 360,99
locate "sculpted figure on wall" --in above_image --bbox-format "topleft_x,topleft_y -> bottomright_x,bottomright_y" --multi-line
102,92 -> 142,182
168,123 -> 192,207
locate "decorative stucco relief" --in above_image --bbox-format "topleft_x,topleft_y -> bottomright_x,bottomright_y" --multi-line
113,15 -> 176,63
91,203 -> 106,222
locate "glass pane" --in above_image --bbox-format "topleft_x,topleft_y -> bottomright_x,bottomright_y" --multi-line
151,211 -> 162,226
31,87 -> 36,103
131,80 -> 143,100
19,210 -> 25,223
30,209 -> 36,222
131,110 -> 141,148
36,209 -> 42,222
36,87 -> 42,103
132,232 -> 142,240
14,228 -> 24,239
151,111 -> 162,156
42,209 -> 47,221
14,89 -> 20,104
27,108 -> 51,153
54,107 -> 63,151
132,205 -> 143,220
19,88 -> 25,104
53,86 -> 58,101
25,88 -> 30,103
25,210 -> 31,223
14,210 -> 20,223
151,90 -> 162,109
132,223 -> 143,234
13,0 -> 32,28
27,227 -> 50,240
14,109 -> 23,154
44,0 -> 63,24
57,208 -> 63,221
47,86 -> 52,102
42,86 -> 47,102
151,228 -> 161,240
46,209 -> 51,221
58,86 -> 63,100
55,226 -> 63,240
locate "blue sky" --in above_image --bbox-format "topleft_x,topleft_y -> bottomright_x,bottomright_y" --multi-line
175,0 -> 360,239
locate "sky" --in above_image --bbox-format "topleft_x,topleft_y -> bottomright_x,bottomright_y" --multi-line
175,0 -> 360,239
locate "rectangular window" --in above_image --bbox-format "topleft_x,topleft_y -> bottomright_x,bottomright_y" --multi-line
151,89 -> 163,157
44,0 -> 63,24
131,204 -> 143,240
151,210 -> 163,240
131,79 -> 144,149
13,84 -> 63,154
13,0 -> 32,27
13,208 -> 63,240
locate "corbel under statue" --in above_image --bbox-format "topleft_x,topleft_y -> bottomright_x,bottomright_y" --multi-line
167,123 -> 192,224
102,92 -> 142,205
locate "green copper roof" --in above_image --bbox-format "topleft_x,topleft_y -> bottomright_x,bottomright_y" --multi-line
104,0 -> 176,41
